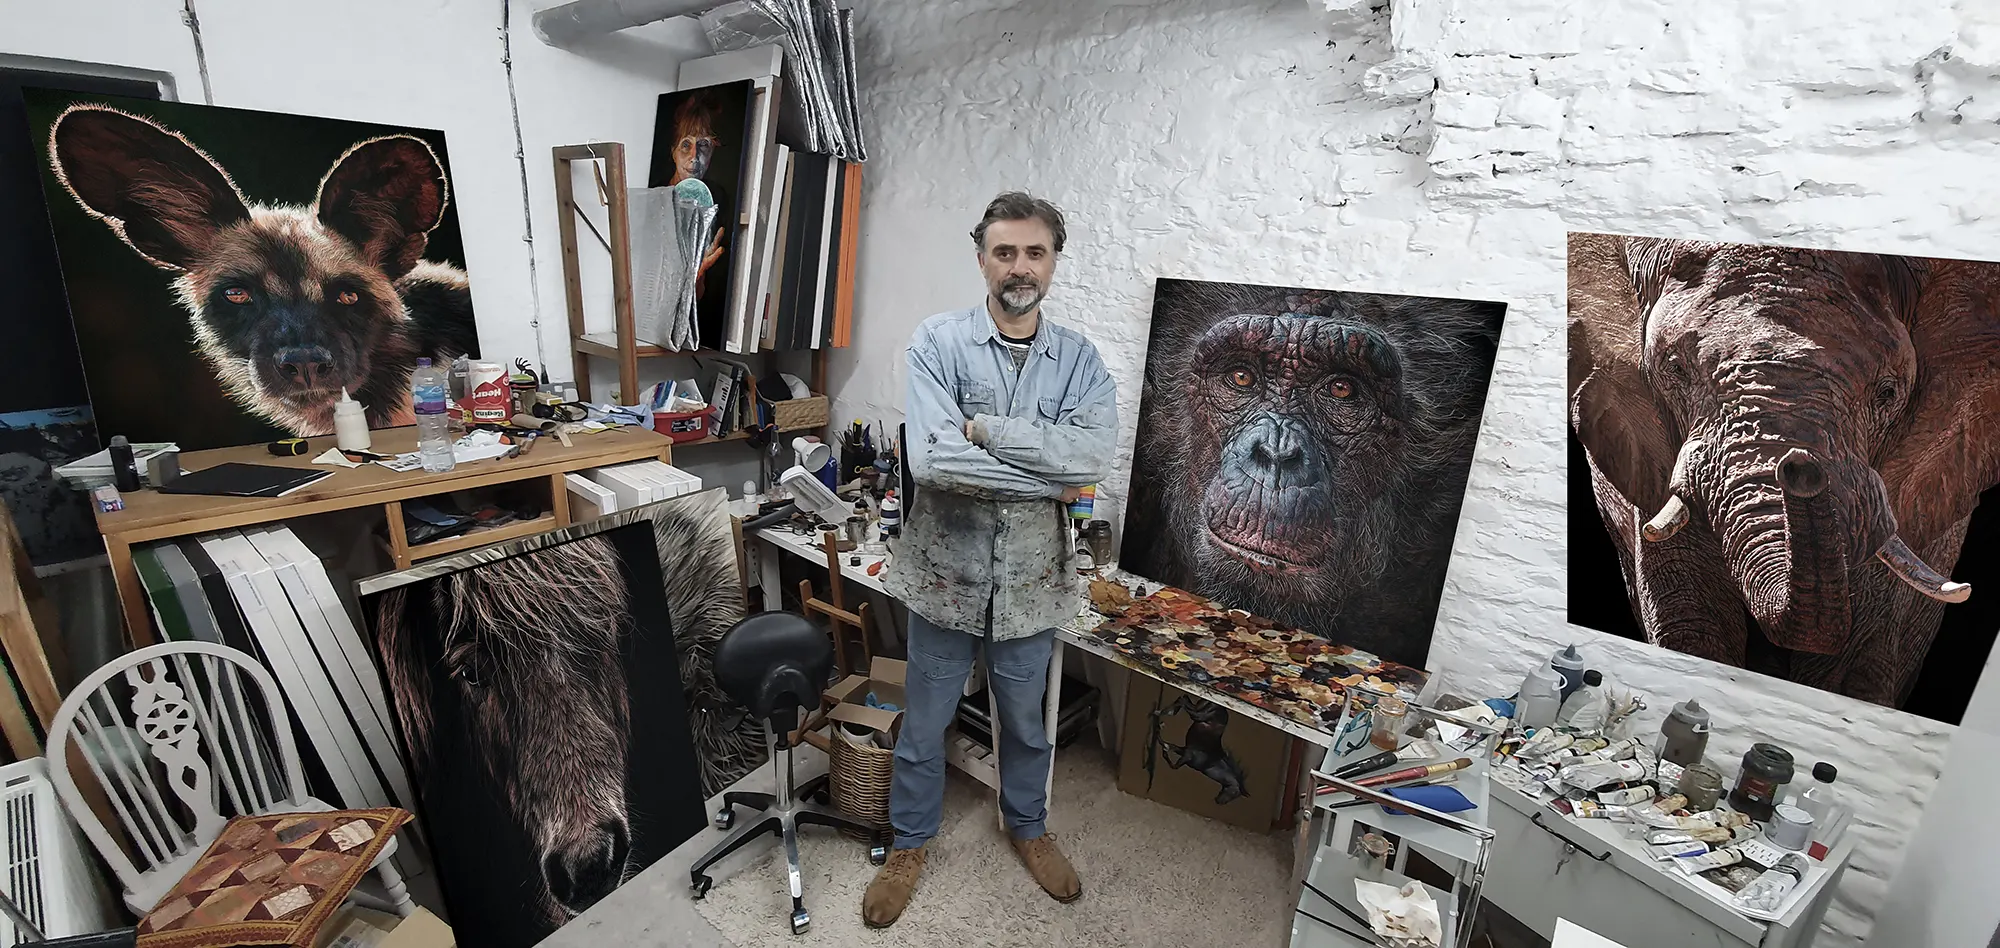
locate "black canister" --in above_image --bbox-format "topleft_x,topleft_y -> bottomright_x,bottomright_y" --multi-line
108,435 -> 141,492
1728,742 -> 1795,821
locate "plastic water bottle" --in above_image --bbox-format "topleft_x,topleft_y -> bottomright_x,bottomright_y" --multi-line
413,358 -> 455,473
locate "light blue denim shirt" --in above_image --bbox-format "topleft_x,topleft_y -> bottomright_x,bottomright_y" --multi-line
885,305 -> 1119,640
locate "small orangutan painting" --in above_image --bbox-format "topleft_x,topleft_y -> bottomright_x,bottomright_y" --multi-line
647,80 -> 752,349
1119,279 -> 1507,669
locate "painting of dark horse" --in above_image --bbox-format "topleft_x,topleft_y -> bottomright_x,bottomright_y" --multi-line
1569,232 -> 2000,722
362,512 -> 712,948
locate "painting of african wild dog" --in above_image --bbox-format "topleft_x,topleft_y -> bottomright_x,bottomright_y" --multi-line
24,91 -> 477,449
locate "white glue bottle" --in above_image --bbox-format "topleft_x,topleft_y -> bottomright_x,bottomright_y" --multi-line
1556,670 -> 1608,730
334,387 -> 372,452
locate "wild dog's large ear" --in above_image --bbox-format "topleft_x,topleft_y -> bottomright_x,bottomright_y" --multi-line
48,105 -> 251,271
316,135 -> 448,280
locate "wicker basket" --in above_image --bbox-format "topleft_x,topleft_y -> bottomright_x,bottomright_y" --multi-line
772,394 -> 829,433
828,725 -> 893,834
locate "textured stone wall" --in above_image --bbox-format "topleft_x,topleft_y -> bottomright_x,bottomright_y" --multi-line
828,1 -> 2000,943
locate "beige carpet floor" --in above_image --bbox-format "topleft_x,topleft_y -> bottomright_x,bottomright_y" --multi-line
693,745 -> 1295,948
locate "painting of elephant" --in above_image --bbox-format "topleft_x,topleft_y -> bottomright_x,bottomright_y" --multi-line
1567,231 -> 2000,714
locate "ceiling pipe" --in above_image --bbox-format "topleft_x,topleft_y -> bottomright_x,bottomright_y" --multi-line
532,0 -> 717,45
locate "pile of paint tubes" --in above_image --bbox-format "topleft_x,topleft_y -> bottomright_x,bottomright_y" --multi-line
1495,726 -> 1819,920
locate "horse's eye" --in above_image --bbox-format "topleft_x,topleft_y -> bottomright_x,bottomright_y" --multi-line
222,287 -> 252,305
335,290 -> 360,306
450,651 -> 487,687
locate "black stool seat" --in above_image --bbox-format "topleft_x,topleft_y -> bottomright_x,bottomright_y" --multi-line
689,611 -> 884,935
714,612 -> 834,735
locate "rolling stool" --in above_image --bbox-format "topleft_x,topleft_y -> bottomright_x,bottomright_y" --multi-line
688,612 -> 886,934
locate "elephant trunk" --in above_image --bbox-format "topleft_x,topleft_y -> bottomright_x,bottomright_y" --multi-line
1698,426 -> 1875,656
1764,448 -> 1850,654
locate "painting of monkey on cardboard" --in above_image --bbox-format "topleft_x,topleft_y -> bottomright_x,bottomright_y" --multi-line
1120,278 -> 1507,669
22,90 -> 479,451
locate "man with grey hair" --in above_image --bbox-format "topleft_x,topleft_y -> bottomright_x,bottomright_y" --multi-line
863,192 -> 1118,927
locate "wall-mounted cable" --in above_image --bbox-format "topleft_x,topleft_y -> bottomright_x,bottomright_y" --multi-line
501,0 -> 550,373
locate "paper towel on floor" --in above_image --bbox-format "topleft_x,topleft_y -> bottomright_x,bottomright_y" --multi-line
1355,879 -> 1443,947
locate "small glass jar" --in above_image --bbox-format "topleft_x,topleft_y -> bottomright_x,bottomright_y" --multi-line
1370,696 -> 1409,750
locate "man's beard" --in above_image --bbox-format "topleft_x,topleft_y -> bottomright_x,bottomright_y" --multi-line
994,280 -> 1044,316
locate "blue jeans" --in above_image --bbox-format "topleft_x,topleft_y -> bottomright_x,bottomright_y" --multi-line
890,609 -> 1055,850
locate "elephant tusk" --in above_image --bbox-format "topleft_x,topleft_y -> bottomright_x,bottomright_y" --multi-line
1642,494 -> 1691,542
1876,536 -> 1971,604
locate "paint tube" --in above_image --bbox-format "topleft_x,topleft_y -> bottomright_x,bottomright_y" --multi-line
1648,831 -> 1698,845
1558,758 -> 1647,791
1650,840 -> 1710,860
1673,846 -> 1745,875
1569,736 -> 1611,755
1570,800 -> 1628,820
1516,729 -> 1574,760
1733,853 -> 1810,914
1597,784 -> 1658,806
1688,825 -> 1737,844
1578,738 -> 1641,763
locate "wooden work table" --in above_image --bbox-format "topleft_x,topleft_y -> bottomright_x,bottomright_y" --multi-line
94,424 -> 676,646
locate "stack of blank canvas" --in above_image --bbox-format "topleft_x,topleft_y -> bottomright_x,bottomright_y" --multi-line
131,528 -> 431,882
572,461 -> 705,520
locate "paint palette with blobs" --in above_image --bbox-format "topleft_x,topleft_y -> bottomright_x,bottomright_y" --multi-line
1088,586 -> 1428,732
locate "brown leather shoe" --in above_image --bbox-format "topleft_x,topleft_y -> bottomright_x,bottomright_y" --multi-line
1011,833 -> 1082,903
861,846 -> 926,928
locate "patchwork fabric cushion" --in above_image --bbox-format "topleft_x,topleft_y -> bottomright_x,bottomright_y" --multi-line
136,807 -> 411,948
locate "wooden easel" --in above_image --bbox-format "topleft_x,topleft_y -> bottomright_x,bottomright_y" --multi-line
798,531 -> 872,678
787,531 -> 873,750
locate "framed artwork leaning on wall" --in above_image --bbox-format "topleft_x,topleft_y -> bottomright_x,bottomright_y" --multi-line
355,493 -> 743,948
1119,278 -> 1508,669
22,89 -> 480,451
1567,231 -> 2000,722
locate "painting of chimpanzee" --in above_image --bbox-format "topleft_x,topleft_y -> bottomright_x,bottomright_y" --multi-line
22,89 -> 478,451
1121,279 -> 1507,668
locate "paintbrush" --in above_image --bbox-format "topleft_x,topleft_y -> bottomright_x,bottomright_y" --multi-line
1316,757 -> 1473,796
1329,739 -> 1445,780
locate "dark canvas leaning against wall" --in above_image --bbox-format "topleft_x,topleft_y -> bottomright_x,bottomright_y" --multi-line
22,89 -> 479,451
359,514 -> 709,948
1119,278 -> 1507,669
1567,232 -> 2000,723
0,69 -> 159,566
648,80 -> 753,349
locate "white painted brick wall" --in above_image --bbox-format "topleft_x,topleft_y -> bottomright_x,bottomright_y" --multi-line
830,1 -> 2000,943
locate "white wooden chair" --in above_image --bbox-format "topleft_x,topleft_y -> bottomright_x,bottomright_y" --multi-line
45,641 -> 412,917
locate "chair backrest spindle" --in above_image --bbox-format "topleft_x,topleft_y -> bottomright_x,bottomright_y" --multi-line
46,642 -> 310,906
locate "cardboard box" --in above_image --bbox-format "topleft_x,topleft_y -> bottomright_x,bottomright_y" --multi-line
314,905 -> 397,948
1117,676 -> 1293,832
824,657 -> 907,740
380,907 -> 455,948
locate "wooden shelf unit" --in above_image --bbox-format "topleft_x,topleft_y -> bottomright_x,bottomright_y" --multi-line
552,141 -> 833,425
403,513 -> 560,562
96,425 -> 678,646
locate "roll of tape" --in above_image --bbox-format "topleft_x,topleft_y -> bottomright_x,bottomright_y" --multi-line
1769,803 -> 1814,850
